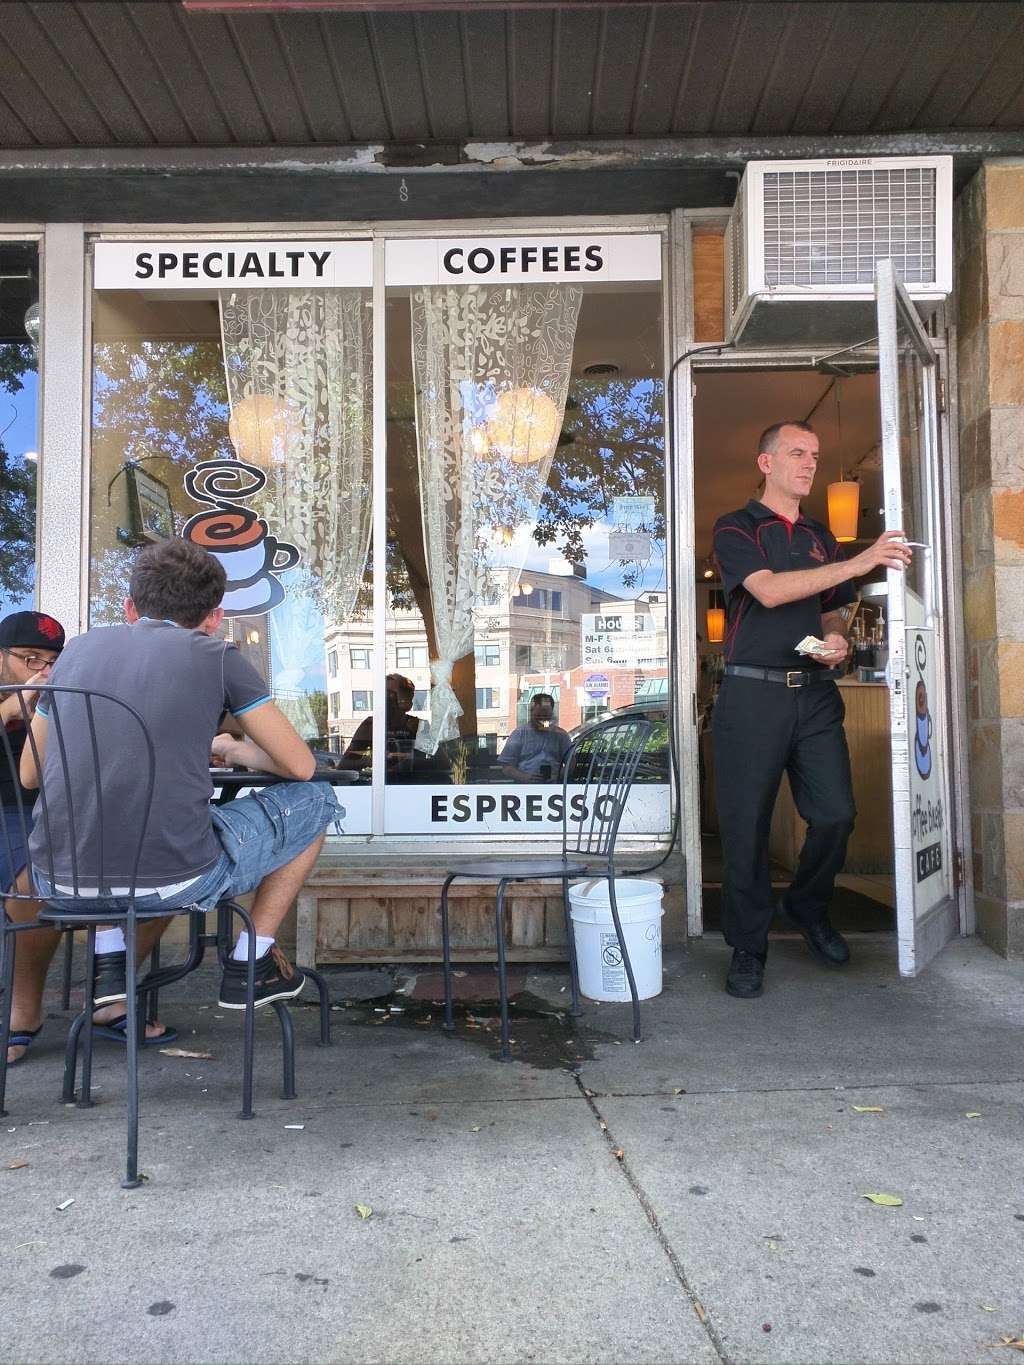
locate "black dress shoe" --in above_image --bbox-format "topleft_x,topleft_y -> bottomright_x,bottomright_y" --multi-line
789,914 -> 850,967
725,948 -> 765,999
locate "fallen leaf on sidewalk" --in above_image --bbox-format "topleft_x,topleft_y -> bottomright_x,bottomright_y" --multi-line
998,1337 -> 1024,1352
598,1121 -> 608,1132
851,1106 -> 884,1113
469,1126 -> 481,1133
6,1160 -> 29,1170
964,1112 -> 982,1119
672,1087 -> 686,1095
979,1305 -> 998,1312
354,1204 -> 373,1220
612,1148 -> 625,1161
693,1301 -> 707,1324
862,1193 -> 903,1207
159,1047 -> 213,1060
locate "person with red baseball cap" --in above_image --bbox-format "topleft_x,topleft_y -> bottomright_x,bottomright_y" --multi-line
1,610 -> 175,1063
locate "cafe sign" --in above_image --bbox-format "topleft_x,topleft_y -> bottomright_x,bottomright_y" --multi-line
93,240 -> 373,290
386,234 -> 662,286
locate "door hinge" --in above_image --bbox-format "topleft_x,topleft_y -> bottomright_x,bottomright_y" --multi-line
953,848 -> 965,890
692,691 -> 698,726
938,377 -> 947,414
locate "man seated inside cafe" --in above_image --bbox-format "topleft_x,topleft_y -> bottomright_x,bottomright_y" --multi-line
338,672 -> 420,772
500,692 -> 571,783
8,538 -> 341,1061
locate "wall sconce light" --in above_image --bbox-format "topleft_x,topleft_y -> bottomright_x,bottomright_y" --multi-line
705,589 -> 725,644
827,478 -> 860,543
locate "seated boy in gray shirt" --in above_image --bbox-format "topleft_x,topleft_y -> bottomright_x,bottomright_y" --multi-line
10,539 -> 340,1050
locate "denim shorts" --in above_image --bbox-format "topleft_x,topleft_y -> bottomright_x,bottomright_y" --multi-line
35,780 -> 343,916
2,805 -> 33,892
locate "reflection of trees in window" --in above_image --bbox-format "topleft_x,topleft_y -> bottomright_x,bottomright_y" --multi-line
535,378 -> 665,586
90,341 -> 230,622
0,343 -> 36,604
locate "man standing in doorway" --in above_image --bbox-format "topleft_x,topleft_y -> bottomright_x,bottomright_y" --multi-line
712,420 -> 912,999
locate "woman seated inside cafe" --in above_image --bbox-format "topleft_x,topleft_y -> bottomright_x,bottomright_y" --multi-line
337,672 -> 420,773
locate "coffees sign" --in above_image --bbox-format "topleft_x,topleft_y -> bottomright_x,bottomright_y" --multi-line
386,234 -> 662,285
94,240 -> 373,290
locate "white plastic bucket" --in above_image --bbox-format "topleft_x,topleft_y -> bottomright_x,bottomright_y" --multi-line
568,878 -> 664,1002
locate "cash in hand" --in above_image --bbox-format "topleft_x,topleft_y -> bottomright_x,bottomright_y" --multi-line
795,635 -> 834,658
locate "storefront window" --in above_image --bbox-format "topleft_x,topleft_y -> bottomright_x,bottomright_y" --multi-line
0,242 -> 40,619
88,240 -> 374,832
376,235 -> 670,837
86,232 -> 669,842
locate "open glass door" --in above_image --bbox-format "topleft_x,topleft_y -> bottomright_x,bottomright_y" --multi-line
875,258 -> 957,976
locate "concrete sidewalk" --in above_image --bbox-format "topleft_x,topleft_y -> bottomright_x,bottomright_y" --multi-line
2,932 -> 1023,1365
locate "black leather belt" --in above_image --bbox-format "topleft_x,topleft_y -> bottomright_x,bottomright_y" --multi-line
724,664 -> 844,688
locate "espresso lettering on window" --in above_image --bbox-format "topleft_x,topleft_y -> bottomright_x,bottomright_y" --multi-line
442,248 -> 464,274
570,793 -> 588,820
135,252 -> 154,279
526,795 -> 543,820
452,794 -> 472,822
500,794 -> 522,822
477,794 -> 497,817
431,795 -> 448,821
584,245 -> 604,272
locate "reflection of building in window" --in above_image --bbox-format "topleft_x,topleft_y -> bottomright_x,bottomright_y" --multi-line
349,646 -> 370,670
322,566 -> 622,750
327,649 -> 338,678
352,689 -> 371,712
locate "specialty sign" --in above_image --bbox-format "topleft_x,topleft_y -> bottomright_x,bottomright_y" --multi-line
94,240 -> 373,290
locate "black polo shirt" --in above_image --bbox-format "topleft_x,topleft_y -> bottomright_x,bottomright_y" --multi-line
712,500 -> 857,669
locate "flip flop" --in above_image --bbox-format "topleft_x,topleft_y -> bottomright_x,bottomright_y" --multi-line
6,1025 -> 42,1065
91,1016 -> 178,1047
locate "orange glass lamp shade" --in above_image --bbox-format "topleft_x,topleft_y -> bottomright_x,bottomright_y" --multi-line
228,393 -> 297,467
705,589 -> 725,644
485,386 -> 560,464
827,479 -> 860,543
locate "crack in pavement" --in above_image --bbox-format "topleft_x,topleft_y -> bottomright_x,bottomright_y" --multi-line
573,1072 -> 732,1365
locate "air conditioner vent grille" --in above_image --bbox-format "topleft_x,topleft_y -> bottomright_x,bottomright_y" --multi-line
762,167 -> 936,287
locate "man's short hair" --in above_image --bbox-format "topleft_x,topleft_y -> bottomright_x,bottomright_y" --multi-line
129,539 -> 226,629
531,692 -> 555,708
757,420 -> 816,457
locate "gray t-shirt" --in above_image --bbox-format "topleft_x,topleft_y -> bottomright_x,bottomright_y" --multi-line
30,618 -> 270,886
499,723 -> 571,778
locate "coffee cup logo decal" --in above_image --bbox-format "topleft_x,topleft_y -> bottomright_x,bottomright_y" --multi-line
181,458 -> 300,617
913,635 -> 932,780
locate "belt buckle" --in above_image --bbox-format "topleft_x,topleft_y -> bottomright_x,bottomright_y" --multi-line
785,670 -> 803,688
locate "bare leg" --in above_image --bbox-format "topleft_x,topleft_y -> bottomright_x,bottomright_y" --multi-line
249,834 -> 326,941
5,876 -> 172,1062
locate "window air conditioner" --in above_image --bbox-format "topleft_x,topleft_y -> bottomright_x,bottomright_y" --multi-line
724,157 -> 953,347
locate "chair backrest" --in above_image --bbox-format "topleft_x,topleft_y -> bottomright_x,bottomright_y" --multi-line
0,683 -> 157,907
560,714 -> 655,863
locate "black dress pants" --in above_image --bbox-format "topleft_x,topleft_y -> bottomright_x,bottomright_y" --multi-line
712,675 -> 856,955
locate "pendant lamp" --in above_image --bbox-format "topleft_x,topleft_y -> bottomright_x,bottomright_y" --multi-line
827,479 -> 860,543
705,588 -> 725,644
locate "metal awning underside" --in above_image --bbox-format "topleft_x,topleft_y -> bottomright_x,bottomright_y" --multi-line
0,1 -> 1022,221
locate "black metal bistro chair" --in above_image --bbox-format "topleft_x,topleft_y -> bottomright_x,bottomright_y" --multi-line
439,714 -> 655,1060
0,683 -> 331,1188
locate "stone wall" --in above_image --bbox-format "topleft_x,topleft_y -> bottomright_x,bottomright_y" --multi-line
957,161 -> 1024,957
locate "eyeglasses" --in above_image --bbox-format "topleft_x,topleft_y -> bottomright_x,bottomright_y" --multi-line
1,649 -> 59,671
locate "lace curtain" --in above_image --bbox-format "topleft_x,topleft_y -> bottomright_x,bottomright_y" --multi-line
410,284 -> 582,754
220,289 -> 372,733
